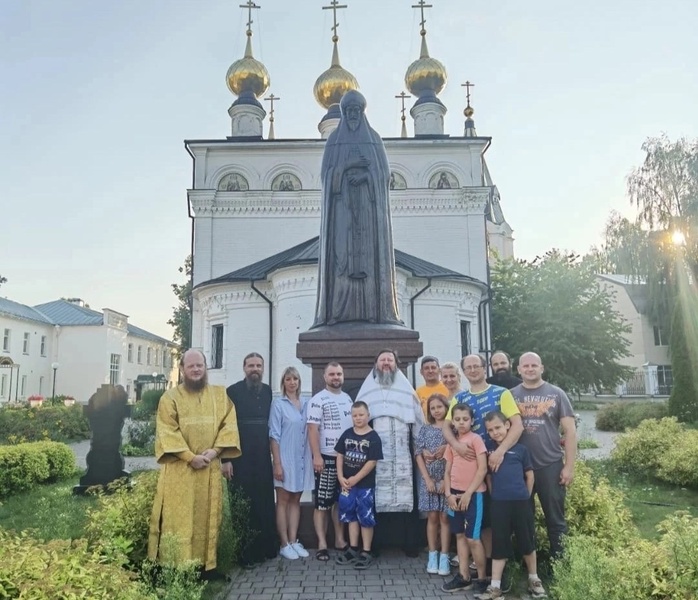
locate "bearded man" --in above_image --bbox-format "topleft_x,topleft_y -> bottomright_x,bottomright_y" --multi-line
224,352 -> 278,567
148,349 -> 240,578
486,351 -> 522,390
356,349 -> 424,554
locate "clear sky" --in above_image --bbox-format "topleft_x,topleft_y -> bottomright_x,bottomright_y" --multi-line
1,0 -> 696,339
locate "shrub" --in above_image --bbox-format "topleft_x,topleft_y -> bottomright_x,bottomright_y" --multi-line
656,512 -> 698,599
0,528 -> 157,600
0,441 -> 76,497
595,401 -> 668,432
131,389 -> 164,421
612,416 -> 698,488
534,460 -> 636,557
0,404 -> 90,443
123,418 -> 155,456
85,471 -> 159,565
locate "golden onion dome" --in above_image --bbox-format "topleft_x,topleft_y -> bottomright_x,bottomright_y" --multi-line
405,33 -> 447,97
313,38 -> 359,109
226,32 -> 270,98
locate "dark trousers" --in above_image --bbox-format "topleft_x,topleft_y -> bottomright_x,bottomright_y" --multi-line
531,460 -> 567,559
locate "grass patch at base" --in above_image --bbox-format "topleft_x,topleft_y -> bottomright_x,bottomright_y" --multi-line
0,475 -> 96,539
586,459 -> 698,539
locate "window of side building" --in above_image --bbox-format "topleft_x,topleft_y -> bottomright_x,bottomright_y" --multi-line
211,324 -> 224,369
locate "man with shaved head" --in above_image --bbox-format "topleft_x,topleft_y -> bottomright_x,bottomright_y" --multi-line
512,352 -> 577,559
149,349 -> 241,579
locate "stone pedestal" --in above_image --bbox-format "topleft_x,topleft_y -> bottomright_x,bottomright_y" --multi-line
297,323 -> 423,398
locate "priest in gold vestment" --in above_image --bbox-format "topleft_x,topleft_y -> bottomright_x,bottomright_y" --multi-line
148,349 -> 241,574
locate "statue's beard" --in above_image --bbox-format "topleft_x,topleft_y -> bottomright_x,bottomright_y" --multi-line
183,372 -> 207,392
347,119 -> 360,131
375,368 -> 397,387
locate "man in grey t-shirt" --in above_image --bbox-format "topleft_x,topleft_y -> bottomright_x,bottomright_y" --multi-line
511,352 -> 576,559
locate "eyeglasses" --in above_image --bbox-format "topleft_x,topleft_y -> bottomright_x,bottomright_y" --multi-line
463,365 -> 484,372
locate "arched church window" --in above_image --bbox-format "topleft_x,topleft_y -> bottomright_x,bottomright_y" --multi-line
271,172 -> 302,191
389,171 -> 407,190
218,172 -> 249,191
428,170 -> 459,189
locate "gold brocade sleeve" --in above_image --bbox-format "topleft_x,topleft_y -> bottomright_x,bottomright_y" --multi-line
214,394 -> 242,460
154,389 -> 193,464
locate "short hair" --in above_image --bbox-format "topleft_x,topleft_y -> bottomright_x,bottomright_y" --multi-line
421,355 -> 440,368
484,410 -> 508,425
460,354 -> 487,370
441,361 -> 461,374
376,348 -> 399,363
243,352 -> 264,366
425,393 -> 450,424
180,349 -> 206,368
352,400 -> 369,412
490,351 -> 512,364
451,403 -> 475,420
279,366 -> 301,397
324,361 -> 342,372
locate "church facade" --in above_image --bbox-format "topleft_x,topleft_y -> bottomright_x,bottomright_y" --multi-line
187,8 -> 513,392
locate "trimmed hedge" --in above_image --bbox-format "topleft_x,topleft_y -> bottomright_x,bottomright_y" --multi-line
0,529 -> 157,600
595,401 -> 668,432
0,441 -> 76,497
0,405 -> 90,443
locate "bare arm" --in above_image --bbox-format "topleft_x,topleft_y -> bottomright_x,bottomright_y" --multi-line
307,423 -> 324,472
443,420 -> 475,460
525,469 -> 534,496
560,416 -> 577,486
459,452 -> 487,510
270,439 -> 283,482
336,453 -> 350,489
347,460 -> 378,488
488,414 -> 524,471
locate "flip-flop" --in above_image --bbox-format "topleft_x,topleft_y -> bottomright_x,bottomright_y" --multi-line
315,549 -> 330,562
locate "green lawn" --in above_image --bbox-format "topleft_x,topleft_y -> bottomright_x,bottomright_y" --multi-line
586,459 -> 698,539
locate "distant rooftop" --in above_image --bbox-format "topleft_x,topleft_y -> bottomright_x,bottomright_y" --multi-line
1,298 -> 172,345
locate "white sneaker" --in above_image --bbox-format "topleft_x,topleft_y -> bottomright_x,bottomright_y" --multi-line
279,543 -> 299,560
290,541 -> 309,558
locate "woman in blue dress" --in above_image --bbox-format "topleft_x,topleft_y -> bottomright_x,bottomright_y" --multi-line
269,366 -> 314,560
414,393 -> 452,576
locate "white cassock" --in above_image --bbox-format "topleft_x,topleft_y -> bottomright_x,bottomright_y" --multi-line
356,370 -> 425,512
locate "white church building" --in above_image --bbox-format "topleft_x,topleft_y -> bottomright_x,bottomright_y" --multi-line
188,6 -> 514,392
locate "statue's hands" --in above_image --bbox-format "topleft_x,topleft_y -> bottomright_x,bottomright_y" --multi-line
348,172 -> 369,186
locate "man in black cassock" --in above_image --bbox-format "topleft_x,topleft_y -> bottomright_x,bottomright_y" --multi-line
486,351 -> 523,390
223,352 -> 277,567
313,89 -> 402,328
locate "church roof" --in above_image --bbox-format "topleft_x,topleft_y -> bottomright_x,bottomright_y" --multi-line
596,274 -> 649,314
197,237 -> 486,288
0,297 -> 53,324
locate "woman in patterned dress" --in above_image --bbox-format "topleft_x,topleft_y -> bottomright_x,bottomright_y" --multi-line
269,367 -> 314,560
414,393 -> 452,576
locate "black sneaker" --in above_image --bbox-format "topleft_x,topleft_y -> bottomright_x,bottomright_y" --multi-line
472,579 -> 489,595
441,574 -> 471,593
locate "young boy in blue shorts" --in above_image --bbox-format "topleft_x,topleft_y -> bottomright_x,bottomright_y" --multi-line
477,411 -> 546,599
334,401 -> 383,569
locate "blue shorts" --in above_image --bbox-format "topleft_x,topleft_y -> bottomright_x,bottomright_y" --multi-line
448,490 -> 484,539
338,486 -> 376,527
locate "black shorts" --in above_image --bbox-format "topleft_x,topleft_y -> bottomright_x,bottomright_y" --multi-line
313,454 -> 339,510
490,498 -> 535,559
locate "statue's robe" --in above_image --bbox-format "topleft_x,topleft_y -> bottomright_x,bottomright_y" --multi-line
148,385 -> 240,570
313,91 -> 401,327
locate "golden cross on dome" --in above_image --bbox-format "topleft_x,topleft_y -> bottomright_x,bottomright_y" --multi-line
411,0 -> 433,34
461,80 -> 475,106
239,1 -> 261,34
395,91 -> 411,119
264,93 -> 280,115
322,1 -> 348,40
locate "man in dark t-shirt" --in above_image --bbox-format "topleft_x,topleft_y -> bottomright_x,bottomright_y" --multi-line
486,351 -> 522,390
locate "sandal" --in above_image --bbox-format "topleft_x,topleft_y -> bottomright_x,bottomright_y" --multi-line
354,550 -> 373,570
315,548 -> 330,562
334,543 -> 349,552
335,547 -> 359,565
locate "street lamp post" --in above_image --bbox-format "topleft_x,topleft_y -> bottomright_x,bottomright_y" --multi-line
51,362 -> 59,399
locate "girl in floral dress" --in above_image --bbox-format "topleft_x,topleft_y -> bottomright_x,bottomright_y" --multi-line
414,393 -> 451,576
